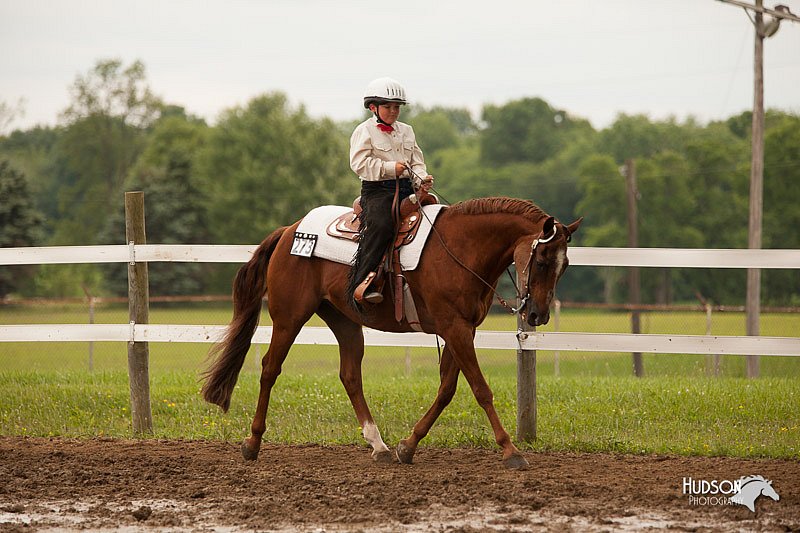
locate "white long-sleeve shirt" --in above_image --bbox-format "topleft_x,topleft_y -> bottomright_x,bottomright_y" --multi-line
349,116 -> 428,185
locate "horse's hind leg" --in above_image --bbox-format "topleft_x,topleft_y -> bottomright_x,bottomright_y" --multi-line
397,346 -> 459,464
242,322 -> 302,461
318,304 -> 394,463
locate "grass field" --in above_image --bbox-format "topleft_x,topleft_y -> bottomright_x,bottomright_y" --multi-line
1,303 -> 798,458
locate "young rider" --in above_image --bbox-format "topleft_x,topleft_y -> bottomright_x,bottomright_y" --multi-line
347,77 -> 434,307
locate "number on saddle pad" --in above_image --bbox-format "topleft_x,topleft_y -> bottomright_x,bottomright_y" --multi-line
290,232 -> 318,258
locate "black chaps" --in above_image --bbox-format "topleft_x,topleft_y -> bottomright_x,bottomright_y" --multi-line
346,178 -> 414,306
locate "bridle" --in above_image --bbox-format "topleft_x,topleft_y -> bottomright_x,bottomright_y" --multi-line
424,209 -> 567,317
508,223 -> 559,316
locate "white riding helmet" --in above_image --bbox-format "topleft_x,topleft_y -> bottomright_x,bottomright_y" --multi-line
363,77 -> 407,109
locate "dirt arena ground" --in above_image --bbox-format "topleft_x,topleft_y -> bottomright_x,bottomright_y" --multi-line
0,437 -> 797,532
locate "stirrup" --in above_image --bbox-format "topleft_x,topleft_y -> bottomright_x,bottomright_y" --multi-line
354,271 -> 384,305
363,291 -> 384,304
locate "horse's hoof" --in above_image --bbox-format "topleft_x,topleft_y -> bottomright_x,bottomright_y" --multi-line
502,453 -> 529,470
396,440 -> 415,464
372,449 -> 396,464
241,440 -> 260,461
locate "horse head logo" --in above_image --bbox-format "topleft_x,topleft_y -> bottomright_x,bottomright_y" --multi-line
730,475 -> 780,512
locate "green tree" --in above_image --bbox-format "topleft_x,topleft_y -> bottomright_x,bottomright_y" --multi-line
597,114 -> 696,164
576,155 -> 626,246
576,154 -> 626,302
100,110 -> 212,295
132,110 -> 208,172
480,97 -> 589,166
103,157 -> 211,296
53,59 -> 163,245
0,160 -> 44,297
723,111 -> 752,140
762,114 -> 800,305
682,124 -> 749,304
637,153 -> 703,303
61,59 -> 160,128
0,126 -> 62,226
406,109 -> 461,160
532,136 -> 597,222
0,98 -> 26,136
198,93 -> 356,245
428,140 -> 482,202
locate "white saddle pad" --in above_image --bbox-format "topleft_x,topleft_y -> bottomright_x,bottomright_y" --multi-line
295,204 -> 447,271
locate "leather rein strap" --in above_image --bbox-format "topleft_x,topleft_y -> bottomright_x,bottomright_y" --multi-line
423,213 -> 561,316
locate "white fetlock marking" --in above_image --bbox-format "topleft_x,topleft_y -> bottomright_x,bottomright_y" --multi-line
362,422 -> 390,454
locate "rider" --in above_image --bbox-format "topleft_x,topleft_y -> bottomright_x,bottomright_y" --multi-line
347,77 -> 434,307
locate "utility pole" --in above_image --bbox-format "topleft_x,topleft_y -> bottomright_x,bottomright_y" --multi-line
715,0 -> 799,378
747,0 -> 765,379
624,159 -> 643,378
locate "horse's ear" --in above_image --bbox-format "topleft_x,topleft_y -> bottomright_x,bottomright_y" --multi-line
543,216 -> 555,235
566,217 -> 583,236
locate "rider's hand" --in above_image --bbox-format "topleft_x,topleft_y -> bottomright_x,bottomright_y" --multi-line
421,175 -> 434,191
395,162 -> 408,176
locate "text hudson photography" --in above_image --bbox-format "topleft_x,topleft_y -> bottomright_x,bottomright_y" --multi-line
682,476 -> 780,511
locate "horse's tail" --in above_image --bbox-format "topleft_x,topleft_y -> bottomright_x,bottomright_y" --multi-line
201,226 -> 287,412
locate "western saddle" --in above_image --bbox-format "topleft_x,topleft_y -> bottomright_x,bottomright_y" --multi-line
326,188 -> 438,324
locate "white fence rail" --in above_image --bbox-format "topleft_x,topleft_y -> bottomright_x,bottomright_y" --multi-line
1,324 -> 799,357
2,244 -> 799,268
1,244 -> 799,356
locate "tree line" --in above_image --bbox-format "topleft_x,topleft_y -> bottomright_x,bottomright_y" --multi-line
1,59 -> 798,306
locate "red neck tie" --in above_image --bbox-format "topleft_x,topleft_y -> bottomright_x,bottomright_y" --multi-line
376,123 -> 393,133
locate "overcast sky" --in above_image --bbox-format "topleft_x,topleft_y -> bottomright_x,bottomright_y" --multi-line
2,0 -> 799,132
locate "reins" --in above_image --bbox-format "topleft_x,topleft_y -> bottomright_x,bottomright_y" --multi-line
405,167 -> 556,316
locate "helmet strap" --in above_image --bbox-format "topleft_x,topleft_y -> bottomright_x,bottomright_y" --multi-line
370,103 -> 391,126
373,110 -> 391,126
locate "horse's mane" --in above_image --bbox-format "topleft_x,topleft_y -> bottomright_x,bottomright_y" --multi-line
447,197 -> 548,222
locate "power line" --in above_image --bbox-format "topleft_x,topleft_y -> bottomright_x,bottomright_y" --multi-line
716,0 -> 800,23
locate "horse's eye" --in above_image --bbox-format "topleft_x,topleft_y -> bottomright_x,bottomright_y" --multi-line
536,261 -> 547,270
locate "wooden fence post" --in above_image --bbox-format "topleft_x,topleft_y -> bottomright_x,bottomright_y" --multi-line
125,191 -> 153,433
88,296 -> 95,371
516,301 -> 536,442
553,299 -> 561,377
625,159 -> 644,377
82,285 -> 95,372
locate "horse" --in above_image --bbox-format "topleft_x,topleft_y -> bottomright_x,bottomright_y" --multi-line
201,196 -> 582,469
731,475 -> 780,512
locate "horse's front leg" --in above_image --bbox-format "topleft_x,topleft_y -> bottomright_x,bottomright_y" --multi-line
397,346 -> 459,464
442,324 -> 529,470
339,342 -> 394,463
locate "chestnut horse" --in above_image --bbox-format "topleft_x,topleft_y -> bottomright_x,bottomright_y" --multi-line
202,197 -> 581,469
